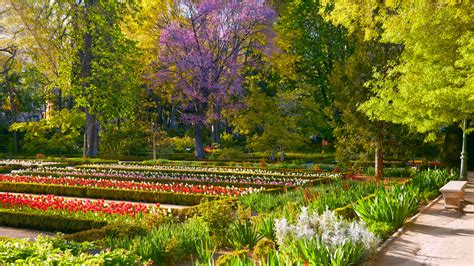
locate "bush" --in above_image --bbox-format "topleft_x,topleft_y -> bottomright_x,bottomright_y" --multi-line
0,210 -> 107,233
411,169 -> 456,193
367,221 -> 398,240
0,236 -> 143,265
353,185 -> 420,228
132,218 -> 210,265
227,219 -> 263,250
192,199 -> 236,247
253,238 -> 275,259
216,148 -> 248,160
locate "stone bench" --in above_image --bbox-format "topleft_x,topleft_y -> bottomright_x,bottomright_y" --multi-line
440,181 -> 468,209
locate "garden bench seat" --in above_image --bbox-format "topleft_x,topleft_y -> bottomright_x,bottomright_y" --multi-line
440,181 -> 468,209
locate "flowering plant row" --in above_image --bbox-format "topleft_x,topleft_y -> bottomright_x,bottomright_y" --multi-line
0,174 -> 264,197
0,193 -> 156,220
79,164 -> 340,179
0,159 -> 59,167
15,167 -> 310,186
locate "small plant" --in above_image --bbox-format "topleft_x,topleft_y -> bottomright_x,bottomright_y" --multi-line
195,235 -> 216,265
253,237 -> 275,259
227,219 -> 263,250
353,185 -> 419,228
256,214 -> 276,240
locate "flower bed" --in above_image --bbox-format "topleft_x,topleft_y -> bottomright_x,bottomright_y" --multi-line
14,167 -> 311,187
0,182 -> 224,205
78,164 -> 340,179
0,174 -> 264,197
0,193 -> 154,220
0,159 -> 60,167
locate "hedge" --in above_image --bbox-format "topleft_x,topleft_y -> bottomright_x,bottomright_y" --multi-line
0,182 -> 222,205
0,209 -> 107,233
64,222 -> 148,242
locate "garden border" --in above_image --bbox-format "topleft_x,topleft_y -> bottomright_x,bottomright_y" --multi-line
364,194 -> 443,264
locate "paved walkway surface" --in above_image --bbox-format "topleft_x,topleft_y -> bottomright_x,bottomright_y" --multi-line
0,226 -> 55,241
0,191 -> 189,209
371,191 -> 474,265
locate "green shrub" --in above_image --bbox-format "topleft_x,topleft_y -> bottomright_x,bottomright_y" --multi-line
132,218 -> 210,265
253,238 -> 275,259
353,185 -> 419,228
255,214 -> 276,240
227,219 -> 263,250
195,234 -> 216,265
0,210 -> 107,233
192,199 -> 236,246
239,189 -> 302,214
0,236 -> 143,265
307,180 -> 382,214
367,221 -> 398,240
411,169 -> 456,192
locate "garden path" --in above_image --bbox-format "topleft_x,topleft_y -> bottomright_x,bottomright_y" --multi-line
0,192 -> 189,209
0,226 -> 54,241
369,187 -> 474,266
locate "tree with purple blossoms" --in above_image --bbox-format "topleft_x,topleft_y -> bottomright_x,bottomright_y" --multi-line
156,0 -> 276,159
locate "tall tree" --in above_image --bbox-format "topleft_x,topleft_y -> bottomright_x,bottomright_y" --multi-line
70,0 -> 141,156
324,0 -> 473,177
156,0 -> 276,158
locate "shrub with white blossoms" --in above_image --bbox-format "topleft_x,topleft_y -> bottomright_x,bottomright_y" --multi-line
275,207 -> 379,256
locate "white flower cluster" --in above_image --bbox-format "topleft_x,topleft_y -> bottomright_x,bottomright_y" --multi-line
275,207 -> 379,251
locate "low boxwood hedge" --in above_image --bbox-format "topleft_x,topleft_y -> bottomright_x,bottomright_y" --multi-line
0,182 -> 221,205
0,209 -> 107,233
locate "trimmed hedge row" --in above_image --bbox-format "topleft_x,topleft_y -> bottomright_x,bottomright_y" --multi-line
0,182 -> 221,205
16,171 -> 295,189
0,209 -> 107,233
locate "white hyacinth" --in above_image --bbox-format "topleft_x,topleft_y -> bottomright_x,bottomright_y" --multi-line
275,207 -> 379,253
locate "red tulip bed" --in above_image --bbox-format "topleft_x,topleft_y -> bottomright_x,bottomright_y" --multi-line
0,193 -> 155,221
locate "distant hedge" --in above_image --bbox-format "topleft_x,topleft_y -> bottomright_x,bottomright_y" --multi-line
0,210 -> 107,233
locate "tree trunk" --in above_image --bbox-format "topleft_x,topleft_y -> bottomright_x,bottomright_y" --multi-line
152,122 -> 156,160
211,121 -> 220,145
280,148 -> 285,162
86,111 -> 98,156
270,146 -> 276,162
375,130 -> 384,181
194,124 -> 205,159
7,83 -> 17,153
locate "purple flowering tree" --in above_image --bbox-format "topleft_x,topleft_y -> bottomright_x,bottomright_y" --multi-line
156,0 -> 276,158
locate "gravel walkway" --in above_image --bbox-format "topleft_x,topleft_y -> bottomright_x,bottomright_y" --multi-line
369,195 -> 474,265
0,226 -> 54,241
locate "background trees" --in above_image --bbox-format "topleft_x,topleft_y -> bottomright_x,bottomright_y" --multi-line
0,0 -> 468,176
155,0 -> 276,158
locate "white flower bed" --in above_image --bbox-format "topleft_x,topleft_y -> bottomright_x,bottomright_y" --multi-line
275,207 -> 379,251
